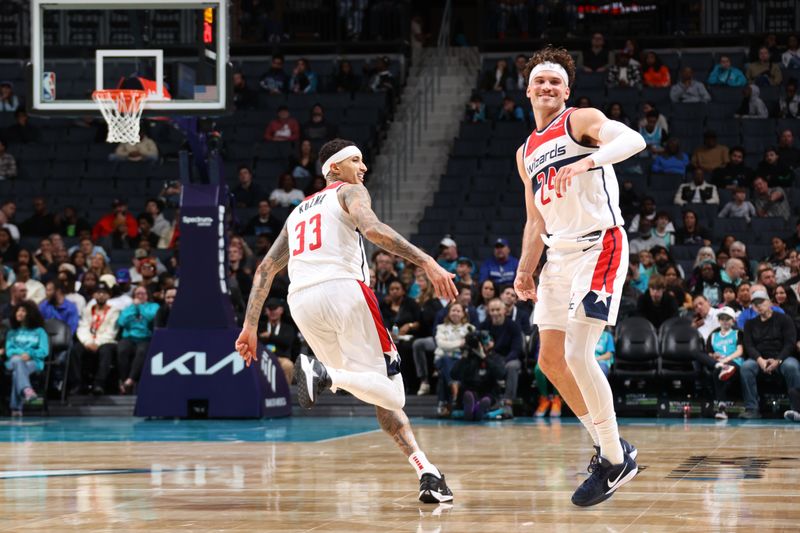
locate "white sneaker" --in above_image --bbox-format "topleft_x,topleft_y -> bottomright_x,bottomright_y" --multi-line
416,382 -> 431,395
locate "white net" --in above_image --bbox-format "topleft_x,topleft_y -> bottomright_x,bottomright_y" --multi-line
92,90 -> 148,144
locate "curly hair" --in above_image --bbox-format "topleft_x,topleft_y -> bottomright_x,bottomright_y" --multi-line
523,46 -> 576,88
10,300 -> 45,329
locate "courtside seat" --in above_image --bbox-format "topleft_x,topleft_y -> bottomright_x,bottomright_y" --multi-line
612,317 -> 659,379
658,324 -> 704,382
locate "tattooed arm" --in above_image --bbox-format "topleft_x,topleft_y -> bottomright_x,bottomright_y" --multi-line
339,183 -> 458,300
235,225 -> 290,366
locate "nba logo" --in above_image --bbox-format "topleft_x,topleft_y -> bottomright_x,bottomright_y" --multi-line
42,71 -> 56,101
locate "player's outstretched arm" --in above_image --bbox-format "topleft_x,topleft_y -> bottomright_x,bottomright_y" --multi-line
340,183 -> 458,301
235,225 -> 290,366
514,145 -> 546,302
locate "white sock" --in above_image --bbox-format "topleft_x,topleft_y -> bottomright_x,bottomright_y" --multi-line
327,367 -> 406,411
577,413 -> 600,446
408,451 -> 441,479
565,319 -> 624,465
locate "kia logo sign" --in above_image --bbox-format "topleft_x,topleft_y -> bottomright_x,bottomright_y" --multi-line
151,351 -> 245,376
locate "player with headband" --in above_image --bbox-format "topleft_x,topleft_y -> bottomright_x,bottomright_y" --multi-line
513,47 -> 646,506
235,138 -> 457,504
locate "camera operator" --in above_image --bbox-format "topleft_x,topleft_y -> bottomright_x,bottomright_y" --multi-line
451,330 -> 506,421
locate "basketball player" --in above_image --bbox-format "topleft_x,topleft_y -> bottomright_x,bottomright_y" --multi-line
512,47 -> 646,506
235,138 -> 457,504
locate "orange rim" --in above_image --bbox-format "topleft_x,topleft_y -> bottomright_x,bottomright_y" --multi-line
92,89 -> 148,111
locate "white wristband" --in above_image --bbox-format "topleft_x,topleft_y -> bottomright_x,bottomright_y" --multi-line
590,120 -> 646,168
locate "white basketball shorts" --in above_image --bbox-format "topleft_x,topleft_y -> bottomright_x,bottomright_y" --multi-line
287,278 -> 401,376
533,226 -> 629,331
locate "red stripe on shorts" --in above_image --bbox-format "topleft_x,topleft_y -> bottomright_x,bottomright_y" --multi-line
590,227 -> 621,292
357,280 -> 394,353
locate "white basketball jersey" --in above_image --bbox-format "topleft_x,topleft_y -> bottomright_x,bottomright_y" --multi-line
286,182 -> 369,294
522,107 -> 623,239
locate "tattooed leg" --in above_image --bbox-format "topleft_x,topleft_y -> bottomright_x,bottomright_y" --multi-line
375,406 -> 420,457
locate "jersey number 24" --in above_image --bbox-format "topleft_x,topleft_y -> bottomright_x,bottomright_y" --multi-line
536,167 -> 562,205
292,214 -> 322,256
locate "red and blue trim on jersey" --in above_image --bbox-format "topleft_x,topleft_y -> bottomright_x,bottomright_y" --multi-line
581,227 -> 622,321
303,180 -> 346,202
357,280 -> 401,376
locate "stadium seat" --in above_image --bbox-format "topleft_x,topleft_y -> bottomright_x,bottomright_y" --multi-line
612,317 -> 659,379
657,316 -> 693,344
641,87 -> 670,104
680,52 -> 713,71
658,324 -> 704,383
671,104 -> 708,121
713,217 -> 748,240
739,119 -> 776,139
751,217 -> 791,243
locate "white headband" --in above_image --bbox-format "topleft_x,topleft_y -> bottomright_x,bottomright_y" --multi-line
529,62 -> 569,86
322,145 -> 363,177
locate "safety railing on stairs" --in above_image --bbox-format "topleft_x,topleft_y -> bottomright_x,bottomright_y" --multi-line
374,0 -> 451,222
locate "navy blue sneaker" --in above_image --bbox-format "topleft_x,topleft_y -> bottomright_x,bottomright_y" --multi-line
593,437 -> 637,461
571,452 -> 638,507
294,354 -> 331,409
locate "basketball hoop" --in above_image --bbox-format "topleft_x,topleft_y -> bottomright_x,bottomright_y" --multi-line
92,89 -> 149,144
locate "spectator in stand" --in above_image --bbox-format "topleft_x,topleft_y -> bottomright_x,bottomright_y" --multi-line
606,51 -> 642,89
269,173 -> 305,208
692,294 -> 721,341
628,195 -> 674,233
91,199 -> 137,242
629,218 -> 662,254
258,297 -> 297,386
651,212 -> 675,249
604,102 -> 631,127
242,199 -> 283,239
752,175 -> 790,220
0,81 -> 20,111
639,110 -> 666,156
499,285 -> 531,335
699,306 -> 744,419
766,239 -> 791,282
259,54 -> 288,94
231,165 -> 265,208
479,238 -> 519,286
231,71 -> 256,110
381,279 -> 421,387
57,266 -> 85,316
334,60 -> 360,94
289,140 -> 321,181
39,280 -> 79,334
733,281 -> 752,314
373,250 -> 399,302
116,284 -> 159,394
663,264 -> 692,310
507,54 -> 528,91
674,168 -> 720,206
721,257 -> 747,289
653,138 -> 690,176
0,227 -> 19,264
72,282 -> 119,395
497,96 -> 525,122
741,289 -> 799,418
718,187 -> 756,222
495,0 -> 529,40
264,105 -> 299,142
480,298 -> 522,413
675,209 -> 711,246
4,301 -> 48,416
692,260 -> 725,307
109,130 -> 159,162
475,279 -> 497,324
581,32 -> 610,73
778,79 -> 800,118
16,264 -> 45,304
735,84 -> 769,119
759,265 -> 780,298
465,95 -> 486,123
411,271 -> 445,396
783,35 -> 800,70
738,282 -> 784,328
756,147 -> 793,189
143,199 -> 169,241
154,286 -> 175,329
777,129 -> 800,170
302,104 -> 338,143
432,302 -> 474,417
641,51 -> 671,88
575,96 -> 592,108
4,109 -> 40,144
56,206 -> 91,239
746,46 -> 783,87
20,197 -> 58,238
636,274 -> 678,328
637,101 -> 669,134
691,131 -> 730,174
481,58 -> 511,92
774,284 -> 800,321
619,179 -> 640,220
455,257 -> 477,294
289,58 -> 318,94
367,56 -> 396,94
671,67 -> 712,103
436,236 -> 459,274
303,175 -> 326,197
0,139 -> 17,180
0,209 -> 19,242
707,54 -> 747,87
759,33 -> 782,62
785,219 -> 800,252
712,146 -> 754,190
434,285 -> 480,328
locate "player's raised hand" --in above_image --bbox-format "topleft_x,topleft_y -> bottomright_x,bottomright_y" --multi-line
235,327 -> 259,367
424,258 -> 458,301
514,271 -> 538,302
553,157 -> 594,196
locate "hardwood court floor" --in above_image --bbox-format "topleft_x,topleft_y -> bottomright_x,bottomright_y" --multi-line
0,417 -> 797,532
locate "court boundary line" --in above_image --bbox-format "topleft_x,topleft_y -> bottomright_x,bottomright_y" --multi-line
313,429 -> 381,443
